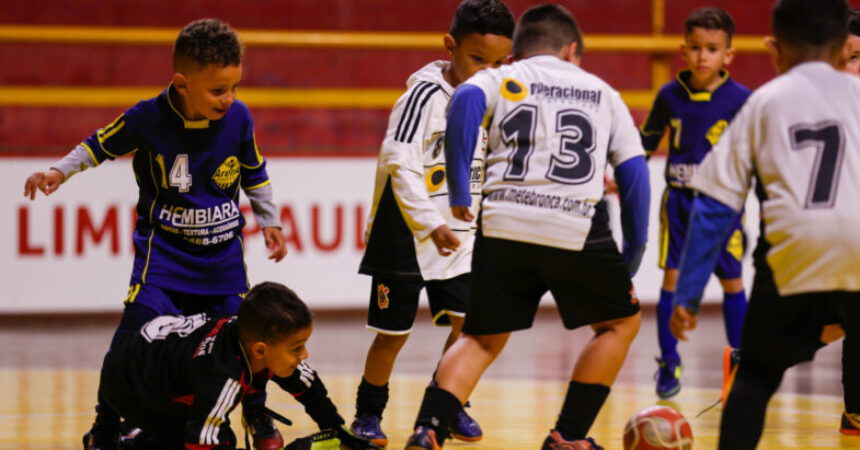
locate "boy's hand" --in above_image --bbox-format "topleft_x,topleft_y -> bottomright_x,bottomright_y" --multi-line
24,169 -> 64,200
263,227 -> 287,262
669,306 -> 698,341
430,224 -> 460,257
450,206 -> 474,222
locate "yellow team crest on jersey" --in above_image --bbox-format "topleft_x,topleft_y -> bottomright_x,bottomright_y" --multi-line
212,156 -> 240,189
426,166 -> 446,193
501,78 -> 528,102
706,120 -> 729,146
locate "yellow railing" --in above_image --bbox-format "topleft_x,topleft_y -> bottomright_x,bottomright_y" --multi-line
0,24 -> 769,109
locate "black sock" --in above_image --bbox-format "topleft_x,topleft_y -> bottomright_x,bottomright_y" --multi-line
555,381 -> 610,440
414,386 -> 461,445
355,377 -> 389,418
718,362 -> 784,450
843,337 -> 860,414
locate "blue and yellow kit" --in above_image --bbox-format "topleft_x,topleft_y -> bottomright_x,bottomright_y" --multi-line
53,85 -> 279,295
640,70 -> 750,273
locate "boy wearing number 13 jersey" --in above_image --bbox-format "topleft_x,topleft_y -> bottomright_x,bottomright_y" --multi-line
406,5 -> 650,449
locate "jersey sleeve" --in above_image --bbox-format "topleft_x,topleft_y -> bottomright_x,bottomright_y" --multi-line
80,112 -> 138,164
378,83 -> 447,240
639,89 -> 670,156
688,104 -> 755,212
238,111 -> 271,191
185,375 -> 243,449
444,84 -> 487,207
607,89 -> 647,168
270,362 -> 344,430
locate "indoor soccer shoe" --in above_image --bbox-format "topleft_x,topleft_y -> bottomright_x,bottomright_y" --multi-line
350,415 -> 388,448
404,426 -> 441,450
82,416 -> 120,450
451,406 -> 482,442
655,357 -> 682,399
841,412 -> 860,435
243,407 -> 285,450
721,346 -> 741,408
541,430 -> 604,450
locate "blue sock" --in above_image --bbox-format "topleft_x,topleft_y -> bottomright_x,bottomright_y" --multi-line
723,290 -> 748,348
657,289 -> 680,364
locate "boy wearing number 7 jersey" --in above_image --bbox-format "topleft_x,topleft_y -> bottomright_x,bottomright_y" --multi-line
23,19 -> 289,450
406,5 -> 650,449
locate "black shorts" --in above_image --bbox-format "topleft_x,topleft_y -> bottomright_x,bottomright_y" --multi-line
366,273 -> 470,334
463,233 -> 640,335
740,285 -> 860,370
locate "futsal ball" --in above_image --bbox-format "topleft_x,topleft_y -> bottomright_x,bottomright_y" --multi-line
623,405 -> 693,450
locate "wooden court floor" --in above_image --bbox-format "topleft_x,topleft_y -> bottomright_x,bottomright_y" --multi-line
0,307 -> 856,449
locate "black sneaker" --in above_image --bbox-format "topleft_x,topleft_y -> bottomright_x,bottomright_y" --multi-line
82,415 -> 120,450
243,407 -> 285,450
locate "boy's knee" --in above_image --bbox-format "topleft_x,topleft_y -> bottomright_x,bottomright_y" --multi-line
465,332 -> 509,356
719,277 -> 744,293
372,332 -> 409,351
594,312 -> 641,342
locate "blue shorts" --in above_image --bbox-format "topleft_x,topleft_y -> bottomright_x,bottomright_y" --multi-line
659,188 -> 744,279
124,284 -> 243,317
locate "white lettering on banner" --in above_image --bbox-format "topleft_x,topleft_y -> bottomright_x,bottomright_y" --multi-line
1,157 -> 758,312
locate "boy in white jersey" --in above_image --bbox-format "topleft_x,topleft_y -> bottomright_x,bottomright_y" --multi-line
405,5 -> 650,449
669,0 -> 860,447
352,0 -> 514,447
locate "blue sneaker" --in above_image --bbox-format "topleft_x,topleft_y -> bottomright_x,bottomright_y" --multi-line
404,426 -> 440,450
451,405 -> 482,442
541,430 -> 603,449
655,357 -> 682,399
350,415 -> 388,448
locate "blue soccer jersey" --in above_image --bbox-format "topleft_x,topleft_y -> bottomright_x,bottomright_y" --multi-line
640,70 -> 751,189
77,85 -> 271,294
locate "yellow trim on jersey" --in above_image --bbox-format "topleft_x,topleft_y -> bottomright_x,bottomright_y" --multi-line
658,189 -> 670,268
98,117 -> 125,143
80,142 -> 100,167
141,152 -> 162,283
676,70 -> 730,102
238,235 -> 250,290
124,284 -> 142,305
243,179 -> 271,191
166,83 -> 210,129
154,154 -> 169,189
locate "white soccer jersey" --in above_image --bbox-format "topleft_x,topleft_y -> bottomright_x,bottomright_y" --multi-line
364,61 -> 484,280
465,55 -> 645,250
692,61 -> 860,296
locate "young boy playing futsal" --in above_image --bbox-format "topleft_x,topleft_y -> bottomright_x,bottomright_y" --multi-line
98,281 -> 377,449
669,0 -> 860,447
405,4 -> 650,449
351,0 -> 514,447
22,18 -> 290,450
639,6 -> 751,400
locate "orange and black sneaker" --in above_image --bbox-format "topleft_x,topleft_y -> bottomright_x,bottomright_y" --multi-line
841,412 -> 860,435
541,430 -> 603,450
721,346 -> 740,408
404,426 -> 441,450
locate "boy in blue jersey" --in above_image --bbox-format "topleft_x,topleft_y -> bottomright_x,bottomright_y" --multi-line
23,19 -> 290,450
352,1 -> 514,446
639,7 -> 751,400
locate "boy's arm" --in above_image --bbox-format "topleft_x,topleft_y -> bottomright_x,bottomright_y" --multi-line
379,85 -> 448,243
639,90 -> 669,159
185,376 -> 244,449
270,362 -> 344,430
24,113 -> 137,199
607,90 -> 650,275
444,84 -> 487,219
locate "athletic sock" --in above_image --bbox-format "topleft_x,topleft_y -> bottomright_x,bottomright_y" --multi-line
413,385 -> 461,444
718,362 -> 784,449
844,336 -> 860,414
722,290 -> 748,349
355,377 -> 389,418
555,381 -> 611,440
657,289 -> 680,363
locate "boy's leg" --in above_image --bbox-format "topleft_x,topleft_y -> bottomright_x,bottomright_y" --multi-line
352,276 -> 422,446
715,213 -> 748,350
655,188 -> 687,398
718,361 -> 785,449
836,294 -> 860,433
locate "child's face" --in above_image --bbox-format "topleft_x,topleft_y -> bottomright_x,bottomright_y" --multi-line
842,34 -> 860,75
262,325 -> 312,378
445,32 -> 512,86
681,27 -> 735,86
174,63 -> 242,121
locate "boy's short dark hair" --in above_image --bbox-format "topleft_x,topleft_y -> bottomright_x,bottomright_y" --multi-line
449,0 -> 515,41
237,282 -> 312,344
773,0 -> 849,52
685,7 -> 736,45
512,4 -> 583,59
849,9 -> 860,37
173,18 -> 243,72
